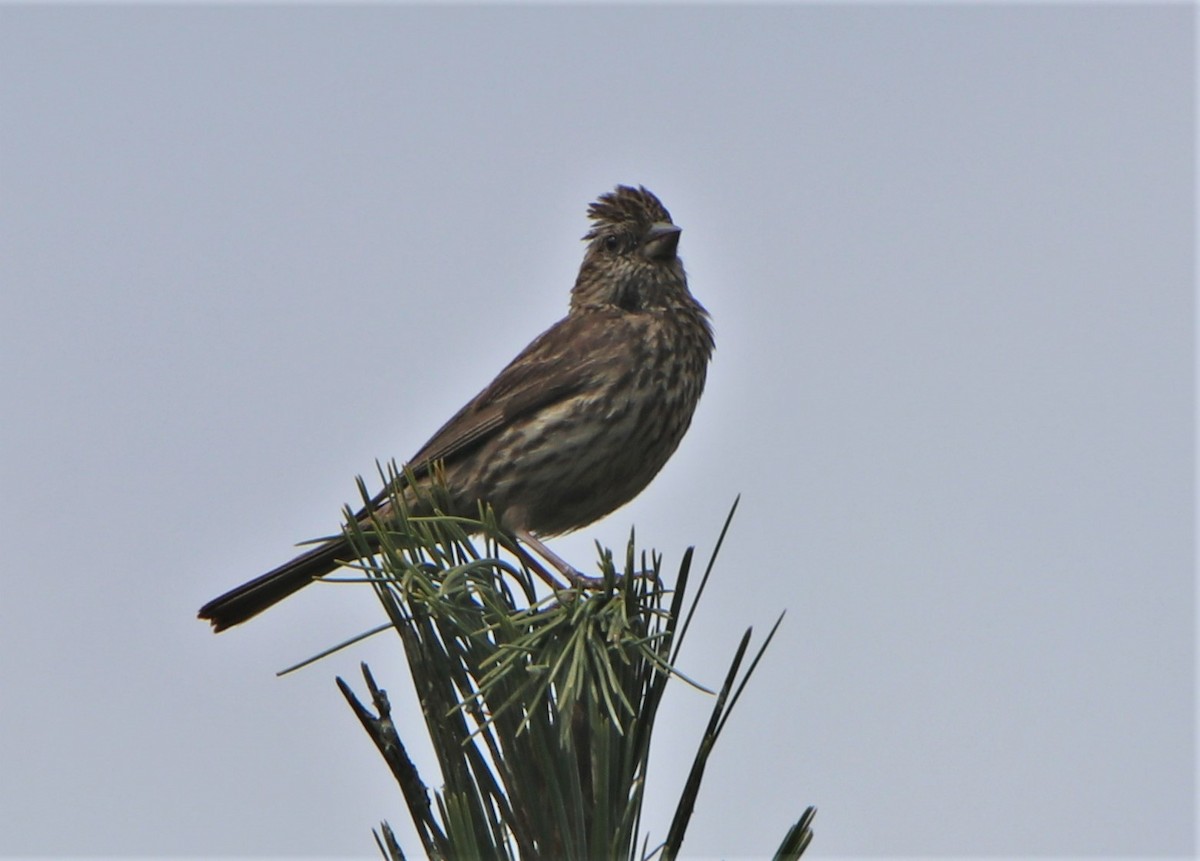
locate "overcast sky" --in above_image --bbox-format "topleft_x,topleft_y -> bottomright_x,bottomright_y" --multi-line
1,4 -> 1193,858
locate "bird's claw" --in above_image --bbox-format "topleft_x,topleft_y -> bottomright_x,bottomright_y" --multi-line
563,568 -> 627,590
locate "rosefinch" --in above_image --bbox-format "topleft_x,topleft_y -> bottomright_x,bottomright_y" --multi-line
199,185 -> 713,632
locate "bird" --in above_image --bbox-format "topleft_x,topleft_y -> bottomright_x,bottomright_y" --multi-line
199,185 -> 713,632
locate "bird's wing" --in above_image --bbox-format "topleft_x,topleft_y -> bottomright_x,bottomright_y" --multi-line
356,313 -> 616,519
409,312 -> 613,467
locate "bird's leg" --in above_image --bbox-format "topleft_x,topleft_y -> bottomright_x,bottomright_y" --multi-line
513,528 -> 608,590
509,539 -> 569,591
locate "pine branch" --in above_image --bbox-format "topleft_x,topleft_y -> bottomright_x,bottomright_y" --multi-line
327,468 -> 815,858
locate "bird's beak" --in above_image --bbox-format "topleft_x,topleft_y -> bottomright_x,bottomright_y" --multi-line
641,222 -> 681,261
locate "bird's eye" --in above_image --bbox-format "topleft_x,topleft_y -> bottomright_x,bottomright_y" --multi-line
603,235 -> 620,252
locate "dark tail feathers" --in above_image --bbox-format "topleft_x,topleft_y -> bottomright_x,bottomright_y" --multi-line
198,538 -> 352,632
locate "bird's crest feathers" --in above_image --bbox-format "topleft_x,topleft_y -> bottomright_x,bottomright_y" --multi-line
584,185 -> 673,240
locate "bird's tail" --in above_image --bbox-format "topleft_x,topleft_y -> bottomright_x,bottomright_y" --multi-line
198,538 -> 352,632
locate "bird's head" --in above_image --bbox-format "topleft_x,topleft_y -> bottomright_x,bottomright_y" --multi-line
571,185 -> 693,313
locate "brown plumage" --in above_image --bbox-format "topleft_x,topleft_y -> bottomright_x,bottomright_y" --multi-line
199,185 -> 713,631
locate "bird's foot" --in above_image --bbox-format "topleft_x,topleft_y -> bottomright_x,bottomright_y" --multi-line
563,567 -> 621,590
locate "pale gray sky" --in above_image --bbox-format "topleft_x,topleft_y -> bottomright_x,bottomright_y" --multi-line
1,4 -> 1193,857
